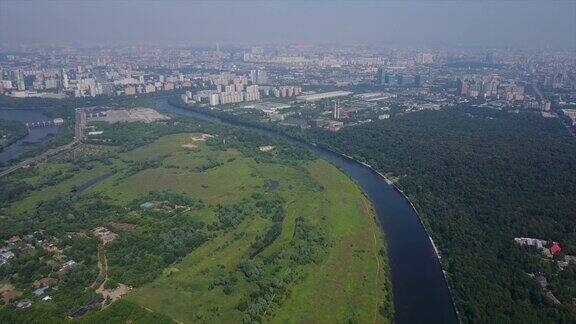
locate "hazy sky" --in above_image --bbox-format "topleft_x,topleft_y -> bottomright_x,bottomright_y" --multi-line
1,1 -> 575,49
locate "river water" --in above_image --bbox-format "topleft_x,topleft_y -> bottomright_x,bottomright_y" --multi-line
0,109 -> 57,163
155,99 -> 458,323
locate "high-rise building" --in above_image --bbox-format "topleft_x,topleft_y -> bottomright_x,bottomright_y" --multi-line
376,68 -> 386,85
414,75 -> 422,87
396,74 -> 404,86
456,79 -> 469,96
250,70 -> 268,84
333,101 -> 341,119
61,70 -> 69,89
376,68 -> 394,86
209,93 -> 220,106
257,70 -> 267,84
13,70 -> 25,91
181,94 -> 189,104
417,53 -> 434,64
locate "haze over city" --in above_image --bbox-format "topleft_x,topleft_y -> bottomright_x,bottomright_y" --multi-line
0,1 -> 576,323
1,1 -> 575,48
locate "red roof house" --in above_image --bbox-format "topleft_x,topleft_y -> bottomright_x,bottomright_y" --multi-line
550,242 -> 562,255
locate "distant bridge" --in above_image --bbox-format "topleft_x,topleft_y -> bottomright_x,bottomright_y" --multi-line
0,111 -> 83,178
26,120 -> 56,128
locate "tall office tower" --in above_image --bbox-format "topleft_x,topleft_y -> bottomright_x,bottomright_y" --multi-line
62,70 -> 69,89
14,70 -> 25,91
395,74 -> 404,86
376,67 -> 385,85
257,70 -> 267,84
456,79 -> 469,96
250,70 -> 257,83
333,101 -> 341,119
414,74 -> 422,87
376,68 -> 392,86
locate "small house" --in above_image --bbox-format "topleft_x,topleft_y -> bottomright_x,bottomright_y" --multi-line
33,286 -> 49,296
59,260 -> 78,273
32,277 -> 57,289
550,242 -> 562,255
16,300 -> 32,309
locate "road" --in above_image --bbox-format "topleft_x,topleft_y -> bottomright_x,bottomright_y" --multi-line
0,108 -> 86,178
75,108 -> 86,141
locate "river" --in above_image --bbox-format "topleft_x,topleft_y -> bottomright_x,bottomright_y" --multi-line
0,109 -> 58,163
155,99 -> 458,323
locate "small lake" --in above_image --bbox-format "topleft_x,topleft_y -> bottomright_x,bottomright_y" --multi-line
0,109 -> 58,163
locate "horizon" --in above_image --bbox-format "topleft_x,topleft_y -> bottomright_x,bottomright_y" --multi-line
1,1 -> 575,50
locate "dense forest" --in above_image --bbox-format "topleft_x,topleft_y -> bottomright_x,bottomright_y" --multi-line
0,94 -> 160,112
307,107 -> 576,322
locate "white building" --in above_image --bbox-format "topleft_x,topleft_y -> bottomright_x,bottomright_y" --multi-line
296,91 -> 353,102
209,93 -> 220,106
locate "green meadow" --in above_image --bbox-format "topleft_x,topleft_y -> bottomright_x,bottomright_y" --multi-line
1,129 -> 392,323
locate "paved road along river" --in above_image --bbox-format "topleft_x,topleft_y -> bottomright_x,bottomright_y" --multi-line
155,99 -> 458,323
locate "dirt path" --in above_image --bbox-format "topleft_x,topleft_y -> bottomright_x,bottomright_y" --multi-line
89,245 -> 107,290
95,248 -> 109,293
93,246 -> 131,308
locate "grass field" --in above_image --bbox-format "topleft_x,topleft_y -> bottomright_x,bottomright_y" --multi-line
1,131 -> 392,323
111,134 -> 393,323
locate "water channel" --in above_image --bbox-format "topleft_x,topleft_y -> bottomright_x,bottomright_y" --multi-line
0,108 -> 57,163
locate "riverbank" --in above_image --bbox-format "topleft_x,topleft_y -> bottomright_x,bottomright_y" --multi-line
0,119 -> 28,152
0,108 -> 70,165
297,106 -> 576,322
